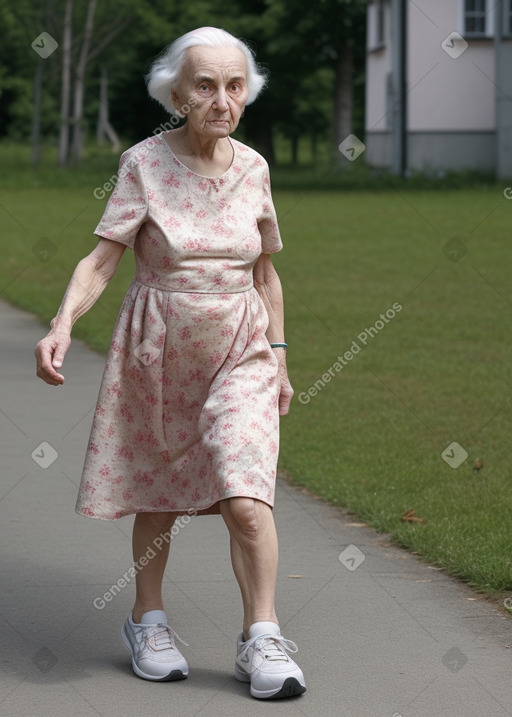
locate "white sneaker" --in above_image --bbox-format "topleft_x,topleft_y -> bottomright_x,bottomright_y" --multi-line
235,621 -> 307,699
121,610 -> 189,681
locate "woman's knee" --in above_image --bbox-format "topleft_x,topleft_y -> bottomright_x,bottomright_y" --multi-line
221,497 -> 270,540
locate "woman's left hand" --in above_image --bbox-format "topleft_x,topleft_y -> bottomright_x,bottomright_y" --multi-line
274,348 -> 293,415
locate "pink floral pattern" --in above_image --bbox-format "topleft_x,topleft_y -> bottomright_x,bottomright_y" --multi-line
75,135 -> 282,520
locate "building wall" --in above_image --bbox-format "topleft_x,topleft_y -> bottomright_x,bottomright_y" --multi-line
365,132 -> 392,168
408,132 -> 496,171
407,0 -> 495,132
365,0 -> 497,171
365,130 -> 496,172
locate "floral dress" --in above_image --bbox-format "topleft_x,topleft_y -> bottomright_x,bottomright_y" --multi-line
74,133 -> 283,520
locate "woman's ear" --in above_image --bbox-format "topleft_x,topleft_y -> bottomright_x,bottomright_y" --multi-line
171,88 -> 184,118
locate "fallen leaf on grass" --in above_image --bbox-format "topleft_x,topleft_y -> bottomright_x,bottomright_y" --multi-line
401,509 -> 425,524
473,457 -> 483,471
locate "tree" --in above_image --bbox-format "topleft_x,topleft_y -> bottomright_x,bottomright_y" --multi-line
0,0 -> 368,167
60,0 -> 132,165
96,65 -> 120,151
69,0 -> 97,163
258,0 -> 368,158
58,0 -> 73,167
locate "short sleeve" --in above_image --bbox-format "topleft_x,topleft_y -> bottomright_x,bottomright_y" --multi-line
94,148 -> 148,250
258,166 -> 283,254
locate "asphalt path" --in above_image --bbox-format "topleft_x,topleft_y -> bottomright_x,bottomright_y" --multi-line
1,299 -> 511,717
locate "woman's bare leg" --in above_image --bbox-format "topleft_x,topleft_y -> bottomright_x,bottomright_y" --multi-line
132,512 -> 178,623
220,498 -> 279,639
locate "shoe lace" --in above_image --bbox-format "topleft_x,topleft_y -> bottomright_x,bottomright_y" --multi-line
238,633 -> 298,666
142,622 -> 189,651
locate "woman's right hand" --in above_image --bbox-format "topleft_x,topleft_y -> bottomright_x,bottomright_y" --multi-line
34,326 -> 71,385
33,238 -> 126,386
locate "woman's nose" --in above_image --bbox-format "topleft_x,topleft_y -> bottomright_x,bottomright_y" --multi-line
213,89 -> 229,111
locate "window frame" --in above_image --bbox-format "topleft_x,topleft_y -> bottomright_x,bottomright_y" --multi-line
460,0 -> 495,38
368,0 -> 387,52
504,0 -> 512,36
375,0 -> 386,46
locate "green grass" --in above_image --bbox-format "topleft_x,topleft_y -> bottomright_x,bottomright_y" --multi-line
2,143 -> 512,595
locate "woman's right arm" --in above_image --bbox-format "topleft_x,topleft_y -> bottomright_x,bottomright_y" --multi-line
34,237 -> 127,386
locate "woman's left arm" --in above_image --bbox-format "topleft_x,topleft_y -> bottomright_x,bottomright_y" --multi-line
253,253 -> 293,416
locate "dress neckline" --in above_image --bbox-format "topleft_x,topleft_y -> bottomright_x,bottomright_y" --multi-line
159,132 -> 235,180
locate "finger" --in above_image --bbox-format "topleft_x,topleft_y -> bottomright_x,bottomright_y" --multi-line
36,363 -> 65,385
279,390 -> 293,416
35,345 -> 65,385
52,350 -> 65,369
52,335 -> 70,369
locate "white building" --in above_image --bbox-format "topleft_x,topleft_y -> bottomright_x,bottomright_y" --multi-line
365,0 -> 512,177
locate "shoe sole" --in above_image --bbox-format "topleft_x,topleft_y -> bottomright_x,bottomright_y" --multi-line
121,624 -> 188,682
236,666 -> 306,699
250,677 -> 307,700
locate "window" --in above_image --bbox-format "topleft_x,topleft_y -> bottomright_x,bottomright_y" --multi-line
464,0 -> 486,35
462,0 -> 494,37
376,0 -> 385,46
506,0 -> 512,35
369,0 -> 386,50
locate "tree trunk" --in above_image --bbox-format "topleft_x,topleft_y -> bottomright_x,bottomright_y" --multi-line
31,61 -> 43,166
70,0 -> 97,164
311,131 -> 319,163
58,0 -> 73,167
103,120 -> 121,152
333,43 -> 354,157
244,112 -> 275,165
97,64 -> 121,151
291,135 -> 299,165
97,64 -> 107,145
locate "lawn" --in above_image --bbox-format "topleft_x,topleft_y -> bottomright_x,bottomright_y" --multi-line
2,143 -> 512,594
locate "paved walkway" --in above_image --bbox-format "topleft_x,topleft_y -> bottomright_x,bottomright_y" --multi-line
1,299 -> 511,717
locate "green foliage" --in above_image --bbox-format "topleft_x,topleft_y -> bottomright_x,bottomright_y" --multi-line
0,0 -> 367,158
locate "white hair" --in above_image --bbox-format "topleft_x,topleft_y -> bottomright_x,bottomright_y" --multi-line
146,26 -> 267,115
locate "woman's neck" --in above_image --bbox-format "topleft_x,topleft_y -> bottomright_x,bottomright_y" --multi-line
164,127 -> 234,177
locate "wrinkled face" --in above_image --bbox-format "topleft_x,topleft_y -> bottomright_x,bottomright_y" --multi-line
172,46 -> 249,138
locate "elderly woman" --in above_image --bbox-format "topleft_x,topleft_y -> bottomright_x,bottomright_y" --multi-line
34,26 -> 306,700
